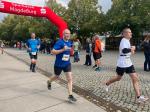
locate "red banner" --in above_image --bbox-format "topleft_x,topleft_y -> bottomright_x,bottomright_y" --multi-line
0,1 -> 68,38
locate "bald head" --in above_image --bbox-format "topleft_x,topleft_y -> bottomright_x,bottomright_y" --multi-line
63,29 -> 71,41
31,32 -> 36,39
122,28 -> 132,39
63,29 -> 70,34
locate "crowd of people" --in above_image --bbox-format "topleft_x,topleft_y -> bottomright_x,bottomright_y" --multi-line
4,28 -> 149,74
23,28 -> 149,103
1,28 -> 149,103
39,39 -> 56,54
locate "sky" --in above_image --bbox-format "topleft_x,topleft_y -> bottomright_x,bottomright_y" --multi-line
0,0 -> 112,20
55,0 -> 112,13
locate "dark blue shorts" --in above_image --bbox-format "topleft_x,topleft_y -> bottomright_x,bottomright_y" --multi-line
54,64 -> 71,76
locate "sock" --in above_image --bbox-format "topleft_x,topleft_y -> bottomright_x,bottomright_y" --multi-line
30,63 -> 33,69
33,64 -> 36,68
69,95 -> 73,97
106,83 -> 109,86
137,96 -> 140,99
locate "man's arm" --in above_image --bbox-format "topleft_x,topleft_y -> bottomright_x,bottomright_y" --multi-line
37,45 -> 40,49
51,46 -> 70,55
25,40 -> 31,51
25,43 -> 29,49
51,48 -> 65,55
37,39 -> 41,49
122,46 -> 135,54
122,48 -> 131,54
25,44 -> 28,49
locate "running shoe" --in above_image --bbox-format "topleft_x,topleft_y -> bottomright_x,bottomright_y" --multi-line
137,96 -> 149,103
68,95 -> 77,102
47,80 -> 51,90
92,65 -> 97,68
95,67 -> 101,71
32,68 -> 36,72
104,84 -> 109,92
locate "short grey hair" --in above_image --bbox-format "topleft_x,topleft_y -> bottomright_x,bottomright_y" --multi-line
122,28 -> 131,33
86,38 -> 91,43
94,34 -> 100,39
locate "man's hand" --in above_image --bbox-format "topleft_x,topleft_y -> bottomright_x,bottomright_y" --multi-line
131,46 -> 136,54
28,48 -> 31,51
37,46 -> 40,49
63,46 -> 71,51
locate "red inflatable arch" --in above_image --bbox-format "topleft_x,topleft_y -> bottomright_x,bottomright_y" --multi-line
0,0 -> 68,38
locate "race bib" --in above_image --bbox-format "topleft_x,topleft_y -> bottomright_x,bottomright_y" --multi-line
31,52 -> 36,55
62,54 -> 70,61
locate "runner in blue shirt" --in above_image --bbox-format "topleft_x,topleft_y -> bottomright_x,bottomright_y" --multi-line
47,29 -> 77,102
26,33 -> 40,72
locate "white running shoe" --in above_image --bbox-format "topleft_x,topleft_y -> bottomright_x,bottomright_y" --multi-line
137,95 -> 149,103
104,84 -> 109,92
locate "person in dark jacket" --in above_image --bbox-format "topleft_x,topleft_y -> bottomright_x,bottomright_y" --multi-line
142,35 -> 150,71
84,38 -> 92,66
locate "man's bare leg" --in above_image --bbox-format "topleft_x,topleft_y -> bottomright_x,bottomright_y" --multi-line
106,75 -> 122,86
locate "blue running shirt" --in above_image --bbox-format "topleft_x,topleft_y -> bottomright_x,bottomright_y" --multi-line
27,39 -> 40,52
53,39 -> 72,67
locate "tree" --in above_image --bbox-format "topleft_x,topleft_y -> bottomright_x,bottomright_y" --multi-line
65,0 -> 104,37
106,0 -> 150,37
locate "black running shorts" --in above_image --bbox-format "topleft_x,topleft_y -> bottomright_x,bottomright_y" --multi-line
116,65 -> 136,76
93,52 -> 102,61
29,52 -> 38,59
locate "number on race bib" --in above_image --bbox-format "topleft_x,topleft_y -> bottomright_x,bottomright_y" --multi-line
62,54 -> 70,61
31,52 -> 36,55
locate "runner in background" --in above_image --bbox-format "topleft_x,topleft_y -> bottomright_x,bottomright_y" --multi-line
26,33 -> 40,72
